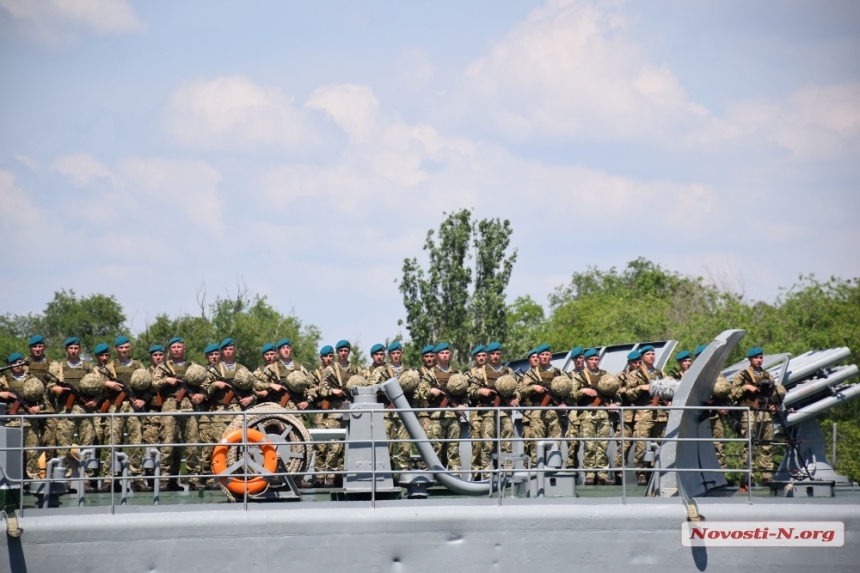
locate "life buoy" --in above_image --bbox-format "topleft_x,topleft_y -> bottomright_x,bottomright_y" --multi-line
211,428 -> 278,496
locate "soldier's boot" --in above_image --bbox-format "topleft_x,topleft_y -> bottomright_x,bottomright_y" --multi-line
584,475 -> 594,485
637,474 -> 648,486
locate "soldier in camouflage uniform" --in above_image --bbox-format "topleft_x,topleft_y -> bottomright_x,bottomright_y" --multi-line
368,341 -> 410,475
564,346 -> 584,470
416,343 -> 465,472
1,353 -> 46,481
258,338 -> 312,409
731,346 -> 782,487
467,342 -> 518,474
624,345 -> 667,485
613,350 -> 642,482
96,337 -> 150,491
152,337 -> 205,490
253,343 -> 278,400
518,344 -> 564,465
466,345 -> 488,473
314,340 -> 359,487
693,344 -> 731,470
46,337 -> 99,487
142,345 -> 166,486
24,335 -> 57,464
572,349 -> 618,485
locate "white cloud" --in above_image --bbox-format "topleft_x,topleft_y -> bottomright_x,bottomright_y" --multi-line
165,76 -> 317,150
0,169 -> 41,229
52,152 -> 114,187
13,155 -> 39,171
0,0 -> 145,36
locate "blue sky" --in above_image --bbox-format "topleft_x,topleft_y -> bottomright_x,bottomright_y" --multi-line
1,0 -> 858,353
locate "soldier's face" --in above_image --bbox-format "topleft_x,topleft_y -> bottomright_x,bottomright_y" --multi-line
30,343 -> 45,358
528,354 -> 539,367
321,353 -> 334,367
749,355 -> 763,368
371,351 -> 385,366
389,349 -> 402,364
150,352 -> 165,366
96,353 -> 109,366
642,351 -> 656,366
538,351 -> 552,367
263,350 -> 276,364
474,352 -> 487,366
586,356 -> 600,370
278,345 -> 292,360
679,358 -> 692,372
574,356 -> 584,370
222,346 -> 235,361
66,344 -> 80,361
488,350 -> 502,366
437,349 -> 451,364
337,347 -> 350,363
169,343 -> 185,361
422,353 -> 436,368
628,359 -> 642,370
116,343 -> 131,360
10,362 -> 25,376
207,351 -> 220,365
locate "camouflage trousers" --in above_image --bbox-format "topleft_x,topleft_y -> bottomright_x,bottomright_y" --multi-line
385,412 -> 409,473
469,410 -> 482,473
614,411 -> 635,470
35,416 -> 57,464
5,419 -> 40,480
565,418 -> 580,469
741,410 -> 774,481
158,397 -> 200,481
711,414 -> 727,469
421,416 -> 461,471
204,405 -> 242,483
476,413 -> 513,472
579,410 -> 611,481
314,413 -> 345,481
56,405 -> 96,477
100,402 -> 143,480
634,413 -> 667,479
141,411 -> 161,464
523,409 -> 563,466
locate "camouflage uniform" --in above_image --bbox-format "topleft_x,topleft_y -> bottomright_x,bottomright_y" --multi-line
518,366 -> 564,465
203,361 -> 256,484
572,369 -> 617,483
467,364 -> 517,472
257,360 -> 312,409
368,364 -> 409,473
24,356 -> 57,463
141,365 -> 163,477
416,365 -> 464,471
314,362 -> 359,482
152,361 -> 203,484
614,368 -> 635,472
46,360 -> 97,473
1,371 -> 45,479
97,360 -> 146,485
731,367 -> 779,482
625,366 -> 668,482
708,374 -> 732,470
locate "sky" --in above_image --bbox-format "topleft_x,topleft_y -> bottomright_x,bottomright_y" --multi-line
1,0 -> 858,351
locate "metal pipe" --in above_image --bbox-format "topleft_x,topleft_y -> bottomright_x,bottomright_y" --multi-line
832,422 -> 837,468
783,365 -> 859,406
785,348 -> 852,386
535,440 -> 556,498
785,382 -> 860,426
382,378 -> 492,495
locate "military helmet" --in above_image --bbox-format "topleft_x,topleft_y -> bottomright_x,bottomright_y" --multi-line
129,369 -> 152,392
80,372 -> 104,396
711,377 -> 732,400
596,374 -> 621,396
398,370 -> 420,394
496,374 -> 518,398
446,373 -> 469,396
184,363 -> 208,386
286,370 -> 311,393
346,374 -> 371,390
22,377 -> 45,403
551,376 -> 573,397
232,368 -> 256,391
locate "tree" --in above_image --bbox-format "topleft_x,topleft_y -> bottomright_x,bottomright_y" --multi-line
399,210 -> 517,365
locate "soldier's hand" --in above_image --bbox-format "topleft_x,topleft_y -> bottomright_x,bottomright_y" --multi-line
639,384 -> 650,392
214,381 -> 228,390
166,376 -> 180,386
0,391 -> 14,400
430,388 -> 442,397
85,400 -> 98,409
581,388 -> 597,397
744,384 -> 758,393
332,388 -> 345,397
271,383 -> 286,393
608,405 -> 618,412
768,404 -> 777,413
298,401 -> 308,410
239,396 -> 253,408
531,384 -> 546,394
105,380 -> 123,391
479,388 -> 493,397
51,386 -> 65,395
510,398 -> 519,406
132,399 -> 145,410
28,405 -> 41,415
718,409 -> 728,416
191,394 -> 204,405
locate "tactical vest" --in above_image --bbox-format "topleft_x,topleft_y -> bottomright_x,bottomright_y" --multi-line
26,357 -> 52,383
2,373 -> 27,394
332,363 -> 358,386
110,359 -> 141,386
577,369 -> 608,406
270,361 -> 303,382
735,368 -> 774,407
523,367 -> 559,406
160,361 -> 191,398
210,362 -> 240,405
476,365 -> 505,404
62,361 -> 92,390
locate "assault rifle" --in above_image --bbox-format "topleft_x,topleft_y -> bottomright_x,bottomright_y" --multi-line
263,368 -> 307,408
319,370 -> 352,410
155,366 -> 207,410
0,359 -> 29,374
2,386 -> 37,415
97,367 -> 144,412
45,371 -> 95,413
435,386 -> 468,423
207,365 -> 254,410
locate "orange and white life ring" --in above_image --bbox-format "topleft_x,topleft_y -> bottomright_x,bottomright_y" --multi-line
211,428 -> 278,496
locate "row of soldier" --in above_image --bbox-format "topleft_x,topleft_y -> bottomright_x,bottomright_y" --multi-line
1,334 -> 780,491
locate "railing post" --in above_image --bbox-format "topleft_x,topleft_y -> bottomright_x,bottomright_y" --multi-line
620,406 -> 626,504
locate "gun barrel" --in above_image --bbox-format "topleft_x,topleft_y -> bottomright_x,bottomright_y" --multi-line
785,381 -> 860,426
783,365 -> 859,407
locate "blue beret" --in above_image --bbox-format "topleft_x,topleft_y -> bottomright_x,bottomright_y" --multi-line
64,337 -> 81,347
526,348 -> 539,358
167,337 -> 183,347
471,345 -> 486,356
535,343 -> 551,354
114,335 -> 130,346
6,352 -> 24,364
28,335 -> 45,346
675,350 -> 692,361
434,342 -> 450,352
388,341 -> 403,352
694,344 -> 707,357
627,350 -> 642,361
93,343 -> 110,355
148,345 -> 164,354
485,342 -> 502,352
320,345 -> 334,356
370,343 -> 385,354
276,338 -> 292,348
746,347 -> 764,358
220,338 -> 235,349
583,348 -> 599,359
569,346 -> 584,358
421,345 -> 436,355
639,345 -> 655,354
335,339 -> 350,350
204,343 -> 220,355
261,343 -> 276,354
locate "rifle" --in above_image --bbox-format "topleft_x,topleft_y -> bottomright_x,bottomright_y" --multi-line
45,372 -> 94,413
435,386 -> 468,423
207,365 -> 253,409
97,367 -> 144,412
319,370 -> 353,410
2,386 -> 37,415
263,368 -> 307,408
0,359 -> 29,374
155,365 -> 207,409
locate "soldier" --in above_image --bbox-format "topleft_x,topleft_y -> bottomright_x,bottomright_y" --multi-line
310,345 -> 336,486
565,346 -> 584,470
572,348 -> 618,485
468,342 -> 518,474
253,343 -> 278,400
46,337 -> 99,488
417,342 -> 464,472
24,335 -> 57,464
624,345 -> 667,485
568,346 -> 585,375
731,346 -> 782,488
142,345 -> 166,486
96,338 -> 149,492
367,342 -> 409,475
694,344 -> 731,470
472,346 -> 487,369
152,337 -> 206,491
1,353 -> 46,481
315,341 -> 358,487
466,345 -> 486,474
518,344 -> 564,465
259,338 -> 311,408
614,350 -> 642,482
363,344 -> 386,379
